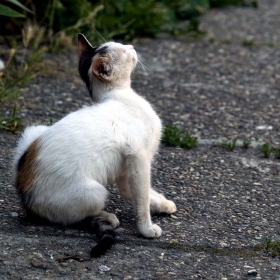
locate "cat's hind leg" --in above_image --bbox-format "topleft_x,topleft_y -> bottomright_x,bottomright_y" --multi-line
150,189 -> 177,214
116,172 -> 132,201
94,211 -> 120,228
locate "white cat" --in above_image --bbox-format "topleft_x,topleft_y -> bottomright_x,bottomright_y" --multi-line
14,34 -> 176,256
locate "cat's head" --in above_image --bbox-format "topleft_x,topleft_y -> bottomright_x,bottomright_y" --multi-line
78,34 -> 137,99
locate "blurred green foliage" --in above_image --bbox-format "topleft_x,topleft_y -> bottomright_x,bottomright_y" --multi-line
0,0 -> 258,43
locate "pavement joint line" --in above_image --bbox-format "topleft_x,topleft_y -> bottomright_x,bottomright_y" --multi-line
198,138 -> 263,148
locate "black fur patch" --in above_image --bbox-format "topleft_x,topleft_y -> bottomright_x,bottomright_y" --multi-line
88,220 -> 116,257
17,150 -> 28,173
16,151 -> 33,208
78,44 -> 108,98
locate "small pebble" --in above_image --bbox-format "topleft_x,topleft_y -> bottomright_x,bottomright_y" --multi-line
11,212 -> 18,217
31,261 -> 45,269
99,265 -> 110,272
248,269 -> 257,276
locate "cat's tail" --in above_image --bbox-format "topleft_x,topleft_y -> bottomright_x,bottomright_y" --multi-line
89,221 -> 116,257
13,125 -> 49,169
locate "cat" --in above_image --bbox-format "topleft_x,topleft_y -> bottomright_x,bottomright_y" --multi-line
13,33 -> 177,257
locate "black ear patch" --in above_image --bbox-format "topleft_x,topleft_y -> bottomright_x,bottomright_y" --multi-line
78,34 -> 96,97
78,33 -> 95,58
78,34 -> 110,98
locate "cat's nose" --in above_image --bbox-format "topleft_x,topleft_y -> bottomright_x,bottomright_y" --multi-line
123,45 -> 134,53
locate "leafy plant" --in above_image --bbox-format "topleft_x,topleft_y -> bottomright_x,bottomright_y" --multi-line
261,143 -> 273,158
1,0 -> 258,44
162,125 -> 198,149
222,138 -> 237,151
0,0 -> 34,18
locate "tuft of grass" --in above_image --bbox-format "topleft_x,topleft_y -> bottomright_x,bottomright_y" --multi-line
263,238 -> 280,257
242,39 -> 255,47
243,139 -> 251,148
0,101 -> 24,133
261,142 -> 273,158
223,38 -> 232,44
0,23 -> 46,132
222,138 -> 237,151
40,118 -> 54,126
273,148 -> 280,159
162,125 -> 198,149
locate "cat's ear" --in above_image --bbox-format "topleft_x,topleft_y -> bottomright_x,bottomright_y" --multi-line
92,57 -> 113,81
78,33 -> 95,58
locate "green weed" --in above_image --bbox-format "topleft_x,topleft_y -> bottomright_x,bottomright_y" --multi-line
41,119 -> 54,126
0,101 -> 23,132
261,143 -> 273,158
242,39 -> 255,47
0,23 -> 46,132
223,38 -> 232,44
243,139 -> 251,148
273,148 -> 280,159
162,125 -> 198,149
264,238 -> 280,257
222,138 -> 237,151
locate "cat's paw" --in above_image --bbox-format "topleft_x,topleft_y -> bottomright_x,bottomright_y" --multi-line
139,224 -> 162,238
107,213 -> 120,228
162,200 -> 177,214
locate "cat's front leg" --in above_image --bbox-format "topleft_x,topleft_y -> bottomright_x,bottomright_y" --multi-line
126,153 -> 162,238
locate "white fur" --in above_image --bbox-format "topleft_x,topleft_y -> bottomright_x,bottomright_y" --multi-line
14,41 -> 176,237
13,125 -> 48,169
0,59 -> 4,70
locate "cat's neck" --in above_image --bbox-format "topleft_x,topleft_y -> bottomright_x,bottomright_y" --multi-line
90,76 -> 132,102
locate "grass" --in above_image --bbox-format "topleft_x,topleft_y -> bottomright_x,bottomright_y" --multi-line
0,102 -> 24,132
273,148 -> 280,159
243,139 -> 251,148
222,138 -> 237,151
223,38 -> 232,44
162,125 -> 198,149
242,39 -> 255,47
0,23 -> 46,132
262,238 -> 280,257
261,143 -> 273,158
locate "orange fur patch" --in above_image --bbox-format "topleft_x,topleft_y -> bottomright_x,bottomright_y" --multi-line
15,139 -> 39,192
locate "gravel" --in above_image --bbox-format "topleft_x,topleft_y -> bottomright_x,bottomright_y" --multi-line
1,1 -> 280,279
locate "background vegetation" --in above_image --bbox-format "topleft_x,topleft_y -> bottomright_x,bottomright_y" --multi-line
0,0 -> 257,132
1,0 -> 258,43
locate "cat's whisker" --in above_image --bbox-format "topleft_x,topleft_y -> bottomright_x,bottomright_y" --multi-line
92,26 -> 107,42
138,58 -> 150,74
